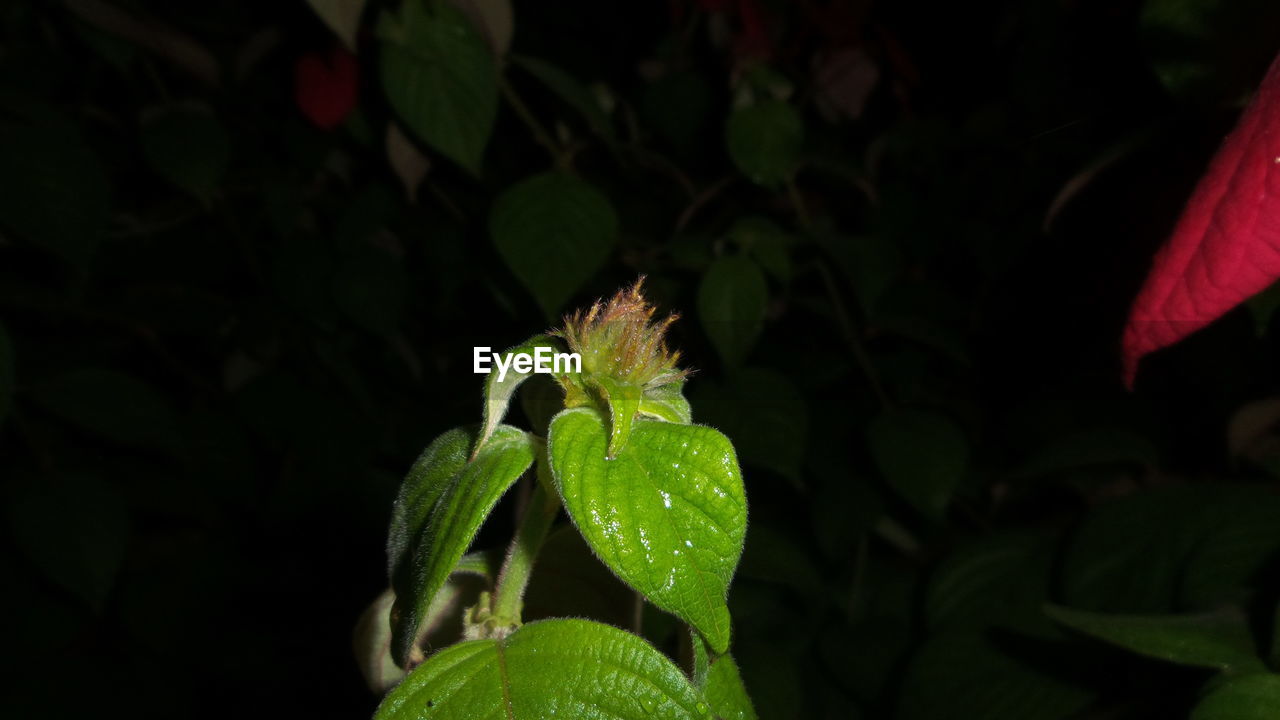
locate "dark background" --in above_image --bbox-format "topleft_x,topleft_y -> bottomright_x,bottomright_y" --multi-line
3,1 -> 1280,718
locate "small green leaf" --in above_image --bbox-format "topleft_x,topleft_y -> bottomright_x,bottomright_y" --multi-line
389,425 -> 536,665
1193,674 -> 1280,720
698,255 -> 768,369
547,407 -> 746,652
140,104 -> 229,202
28,368 -> 179,450
512,55 -> 615,141
7,474 -> 130,611
478,335 -> 565,450
705,655 -> 758,720
374,619 -> 708,719
1044,604 -> 1266,674
491,172 -> 617,319
378,0 -> 497,175
867,409 -> 968,518
725,100 -> 802,187
728,217 -> 792,283
593,375 -> 641,457
305,0 -> 368,50
638,379 -> 693,424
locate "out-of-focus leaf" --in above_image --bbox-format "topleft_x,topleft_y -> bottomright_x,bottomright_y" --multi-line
490,172 -> 616,319
728,217 -> 791,283
698,255 -> 767,369
7,474 -> 130,611
926,531 -> 1055,632
512,55 -> 614,141
867,409 -> 968,518
691,367 -> 806,483
1139,0 -> 1280,103
0,118 -> 109,267
140,103 -> 229,202
445,0 -> 512,57
373,619 -> 709,719
705,655 -> 758,720
819,233 -> 903,315
385,123 -> 430,201
1178,490 -> 1280,608
378,0 -> 497,175
1045,604 -> 1266,674
726,99 -> 802,187
28,368 -> 178,450
897,630 -> 1094,720
1192,673 -> 1280,720
872,280 -> 970,365
305,0 -> 367,50
547,407 -> 746,653
1012,427 -> 1158,481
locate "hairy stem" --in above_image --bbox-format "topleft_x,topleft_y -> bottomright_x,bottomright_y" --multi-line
490,462 -> 560,624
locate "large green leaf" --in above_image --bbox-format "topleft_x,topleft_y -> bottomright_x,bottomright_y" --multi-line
725,100 -> 802,187
490,172 -> 617,319
374,619 -> 710,719
705,655 -> 758,720
1044,604 -> 1266,674
477,335 -> 565,450
867,409 -> 968,518
547,407 -> 746,652
1192,674 -> 1280,720
389,425 -> 536,665
698,255 -> 767,370
378,0 -> 497,175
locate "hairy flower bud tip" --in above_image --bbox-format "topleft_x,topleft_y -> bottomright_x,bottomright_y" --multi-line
553,278 -> 689,388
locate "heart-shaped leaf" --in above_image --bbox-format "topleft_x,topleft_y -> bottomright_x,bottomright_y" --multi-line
389,425 -> 536,665
1044,604 -> 1266,674
374,619 -> 710,719
698,255 -> 768,370
378,0 -> 497,175
547,407 -> 746,652
490,172 -> 617,319
725,99 -> 802,187
867,409 -> 968,518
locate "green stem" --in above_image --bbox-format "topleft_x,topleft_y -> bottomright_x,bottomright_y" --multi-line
490,467 -> 560,624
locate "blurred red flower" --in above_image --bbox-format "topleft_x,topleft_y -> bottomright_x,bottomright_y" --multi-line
295,46 -> 359,130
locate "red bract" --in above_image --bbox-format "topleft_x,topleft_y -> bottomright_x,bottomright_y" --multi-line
1122,52 -> 1280,388
295,47 -> 359,131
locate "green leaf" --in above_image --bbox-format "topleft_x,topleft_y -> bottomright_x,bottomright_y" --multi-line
1044,604 -> 1266,673
28,368 -> 179,450
306,0 -> 368,49
725,100 -> 802,187
705,655 -> 758,720
0,321 -> 13,425
698,255 -> 768,369
0,118 -> 109,267
547,407 -> 746,653
478,335 -> 565,450
378,0 -> 497,175
7,474 -> 130,611
374,619 -> 710,719
1193,674 -> 1280,720
728,217 -> 791,283
690,368 -> 806,483
140,104 -> 229,202
593,375 -> 642,457
867,409 -> 968,518
898,630 -> 1094,720
491,172 -> 617,319
638,380 -> 693,424
925,531 -> 1054,632
389,425 -> 536,665
512,55 -> 615,141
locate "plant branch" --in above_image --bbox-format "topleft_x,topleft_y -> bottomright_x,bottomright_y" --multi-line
490,458 -> 560,624
500,76 -> 565,166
